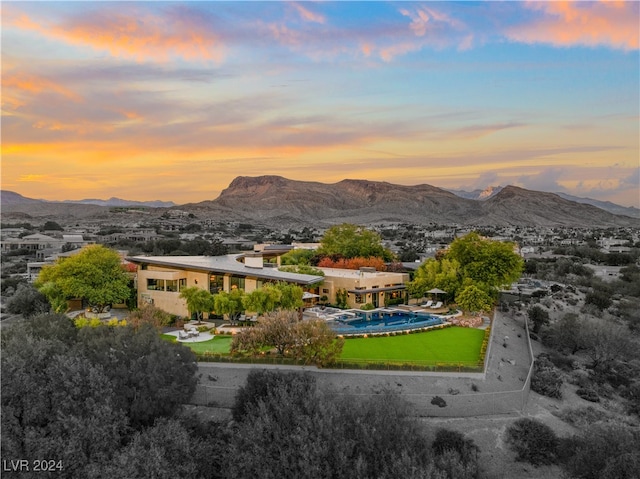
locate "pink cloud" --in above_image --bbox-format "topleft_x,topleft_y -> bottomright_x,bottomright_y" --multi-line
290,2 -> 325,24
506,0 -> 639,50
3,6 -> 225,62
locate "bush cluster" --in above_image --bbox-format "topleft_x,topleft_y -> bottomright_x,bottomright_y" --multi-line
531,354 -> 563,399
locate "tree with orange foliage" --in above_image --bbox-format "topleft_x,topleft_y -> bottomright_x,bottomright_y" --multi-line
317,256 -> 387,271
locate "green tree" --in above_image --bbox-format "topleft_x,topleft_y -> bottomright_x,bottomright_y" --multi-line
179,286 -> 215,322
335,288 -> 348,308
409,257 -> 461,300
290,319 -> 344,366
318,223 -> 394,261
213,288 -> 245,321
447,232 -> 523,290
280,248 -> 316,265
455,283 -> 493,314
243,284 -> 281,315
278,263 -> 325,277
274,282 -> 304,311
35,245 -> 132,313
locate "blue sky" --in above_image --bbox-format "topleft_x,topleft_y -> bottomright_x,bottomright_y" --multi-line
2,1 -> 638,206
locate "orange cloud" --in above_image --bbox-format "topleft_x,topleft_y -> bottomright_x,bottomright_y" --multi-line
4,6 -> 224,62
506,0 -> 639,50
3,73 -> 82,102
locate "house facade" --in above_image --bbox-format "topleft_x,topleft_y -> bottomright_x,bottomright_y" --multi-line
126,253 -> 410,317
126,253 -> 324,317
316,267 -> 409,309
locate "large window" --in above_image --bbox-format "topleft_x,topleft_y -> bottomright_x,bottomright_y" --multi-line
147,278 -> 163,291
179,278 -> 187,290
165,280 -> 178,292
230,276 -> 245,290
209,274 -> 224,294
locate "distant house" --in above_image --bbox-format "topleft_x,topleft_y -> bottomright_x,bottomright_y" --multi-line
1,233 -> 62,253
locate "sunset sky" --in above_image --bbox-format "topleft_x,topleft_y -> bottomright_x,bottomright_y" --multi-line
2,1 -> 639,207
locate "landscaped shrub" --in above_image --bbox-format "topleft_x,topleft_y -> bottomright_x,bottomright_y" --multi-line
431,396 -> 447,408
505,418 -> 559,465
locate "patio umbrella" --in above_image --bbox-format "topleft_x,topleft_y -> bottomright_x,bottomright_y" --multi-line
302,292 -> 320,300
426,288 -> 447,295
426,288 -> 447,304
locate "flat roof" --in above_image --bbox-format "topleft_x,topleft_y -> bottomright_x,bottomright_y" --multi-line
317,267 -> 404,279
126,254 -> 324,286
347,285 -> 407,294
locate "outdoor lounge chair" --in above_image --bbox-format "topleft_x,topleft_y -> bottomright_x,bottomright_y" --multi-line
430,301 -> 443,309
421,300 -> 433,307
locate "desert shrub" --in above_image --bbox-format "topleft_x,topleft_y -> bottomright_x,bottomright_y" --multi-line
228,371 -> 436,479
505,418 -> 559,465
585,290 -> 612,311
432,428 -> 479,467
557,406 -> 609,428
619,382 -> 640,417
433,450 -> 479,479
528,305 -> 550,334
5,283 -> 50,318
563,424 -> 640,479
531,354 -> 563,399
431,396 -> 447,408
576,388 -> 600,403
547,351 -> 575,371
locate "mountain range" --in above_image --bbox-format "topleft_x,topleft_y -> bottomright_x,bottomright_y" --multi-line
448,186 -> 640,219
0,191 -> 174,208
2,177 -> 639,227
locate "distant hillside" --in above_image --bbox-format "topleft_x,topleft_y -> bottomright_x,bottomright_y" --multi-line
448,186 -> 504,201
180,176 -> 639,227
59,197 -> 175,208
1,191 -> 41,206
555,192 -> 640,219
3,179 -> 638,227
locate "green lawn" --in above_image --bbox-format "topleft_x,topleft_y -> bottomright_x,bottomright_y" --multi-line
162,334 -> 233,355
161,327 -> 485,366
340,327 -> 485,365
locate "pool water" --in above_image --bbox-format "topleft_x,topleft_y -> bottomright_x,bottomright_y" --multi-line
329,309 -> 443,335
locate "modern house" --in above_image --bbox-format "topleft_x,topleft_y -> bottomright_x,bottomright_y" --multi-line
126,253 -> 410,317
126,253 -> 325,317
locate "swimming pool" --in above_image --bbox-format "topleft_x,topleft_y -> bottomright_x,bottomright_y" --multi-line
328,309 -> 444,335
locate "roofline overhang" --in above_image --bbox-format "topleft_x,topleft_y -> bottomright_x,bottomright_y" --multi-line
125,255 -> 324,286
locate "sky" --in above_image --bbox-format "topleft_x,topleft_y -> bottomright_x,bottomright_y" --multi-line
2,1 -> 639,207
